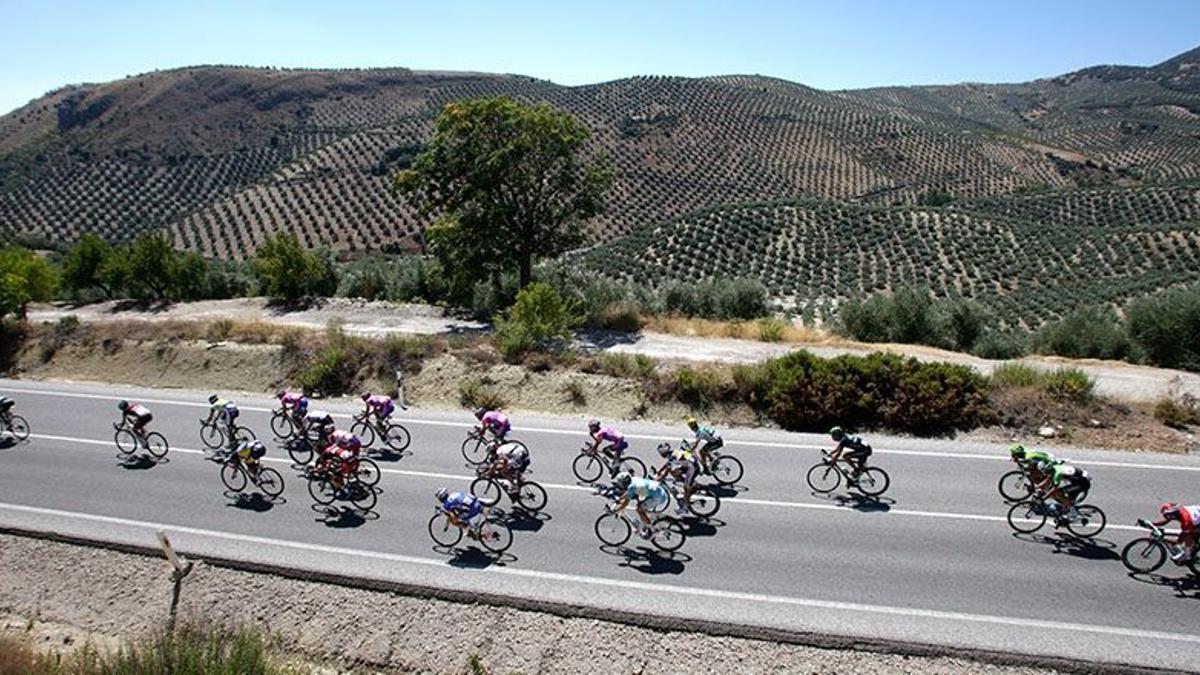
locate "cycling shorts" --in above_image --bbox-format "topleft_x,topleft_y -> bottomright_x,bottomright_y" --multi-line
843,447 -> 871,461
639,489 -> 669,512
1060,477 -> 1089,500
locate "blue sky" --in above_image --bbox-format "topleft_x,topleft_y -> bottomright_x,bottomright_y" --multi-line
1,0 -> 1197,115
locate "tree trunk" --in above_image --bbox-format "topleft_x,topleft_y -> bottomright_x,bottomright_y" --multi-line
519,254 -> 533,290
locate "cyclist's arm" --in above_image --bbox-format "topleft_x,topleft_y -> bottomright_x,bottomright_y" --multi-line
1151,516 -> 1171,527
613,495 -> 630,512
654,464 -> 670,481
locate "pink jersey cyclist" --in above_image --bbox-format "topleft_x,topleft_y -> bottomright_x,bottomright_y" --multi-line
277,390 -> 308,416
587,420 -> 627,457
362,393 -> 394,420
476,409 -> 511,440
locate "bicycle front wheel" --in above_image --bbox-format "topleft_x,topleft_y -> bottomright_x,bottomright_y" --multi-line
8,415 -> 29,441
287,439 -> 314,465
270,412 -> 294,439
710,455 -> 744,486
256,468 -> 285,498
307,477 -> 337,505
348,482 -> 377,511
383,423 -> 411,452
428,514 -> 463,548
856,467 -> 890,497
805,463 -> 841,494
355,458 -> 381,487
199,424 -> 224,449
594,512 -> 631,546
461,437 -> 490,465
687,491 -> 721,518
651,517 -> 687,552
572,454 -> 603,483
350,420 -> 376,447
479,518 -> 513,554
221,463 -> 248,492
1007,500 -> 1046,533
515,481 -> 548,512
234,426 -> 256,444
470,477 -> 503,506
1121,537 -> 1167,574
145,432 -> 169,459
998,470 -> 1031,502
1066,505 -> 1106,538
114,428 -> 138,455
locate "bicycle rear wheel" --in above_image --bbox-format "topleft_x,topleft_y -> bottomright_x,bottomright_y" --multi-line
383,423 -> 411,452
515,481 -> 548,512
114,428 -> 138,455
1066,505 -> 1106,538
355,458 -> 381,487
687,491 -> 721,518
270,412 -> 294,439
572,453 -> 603,483
256,467 -> 285,498
8,415 -> 29,441
350,420 -> 377,447
1007,500 -> 1046,533
479,518 -> 513,554
287,438 -> 314,465
144,432 -> 169,459
470,477 -> 503,506
594,512 -> 631,546
221,463 -> 248,492
651,518 -> 687,552
710,455 -> 743,486
199,424 -> 224,449
618,456 -> 647,479
805,463 -> 841,494
348,482 -> 377,511
428,513 -> 463,548
1121,537 -> 1167,574
855,467 -> 890,497
998,470 -> 1031,502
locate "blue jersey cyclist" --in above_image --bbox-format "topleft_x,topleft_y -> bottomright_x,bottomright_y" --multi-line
611,472 -> 669,539
205,393 -> 240,447
436,487 -> 485,536
685,416 -> 722,473
829,426 -> 872,480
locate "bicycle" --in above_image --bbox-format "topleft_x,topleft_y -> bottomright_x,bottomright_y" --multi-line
571,444 -> 646,483
269,407 -> 306,440
461,428 -> 527,466
199,418 -> 256,450
112,420 -> 169,459
689,441 -> 744,486
470,463 -> 548,512
999,463 -> 1085,503
350,411 -> 412,454
1006,495 -> 1106,538
285,436 -> 317,465
428,505 -> 513,553
594,504 -> 687,552
0,410 -> 30,442
805,451 -> 889,497
651,470 -> 721,518
306,459 -> 377,511
220,455 -> 285,498
1121,520 -> 1200,577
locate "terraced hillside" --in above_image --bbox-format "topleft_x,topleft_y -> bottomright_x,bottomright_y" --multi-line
1,47 -> 1198,260
574,182 -> 1200,325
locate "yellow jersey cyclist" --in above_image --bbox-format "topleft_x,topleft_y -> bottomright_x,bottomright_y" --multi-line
234,439 -> 268,477
610,472 -> 670,539
1036,462 -> 1091,522
654,442 -> 697,517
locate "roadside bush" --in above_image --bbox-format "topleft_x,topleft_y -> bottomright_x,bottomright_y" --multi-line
972,331 -> 1027,359
493,282 -> 581,362
756,317 -> 786,342
205,318 -> 235,342
1041,368 -> 1096,402
253,233 -> 338,301
458,378 -> 507,410
838,287 -> 943,347
0,246 -> 57,318
663,277 -> 769,321
1031,306 -> 1132,361
583,352 -> 657,380
668,366 -> 724,409
1126,287 -> 1200,372
990,362 -> 1042,388
337,255 -> 451,304
1153,396 -> 1200,428
297,344 -> 352,395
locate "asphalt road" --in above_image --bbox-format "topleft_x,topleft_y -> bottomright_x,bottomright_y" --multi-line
1,378 -> 1198,671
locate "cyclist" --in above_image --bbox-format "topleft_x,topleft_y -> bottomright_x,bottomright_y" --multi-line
1036,462 -> 1091,522
654,442 -> 698,517
1147,502 -> 1200,563
436,487 -> 485,537
1009,444 -> 1059,484
318,429 -> 362,497
829,426 -> 872,481
685,416 -> 722,473
610,471 -> 670,539
204,394 -> 240,448
586,419 -> 628,476
475,408 -> 511,446
117,400 -> 154,441
361,391 -> 398,424
491,441 -> 531,484
276,390 -> 308,421
235,439 -> 268,478
304,410 -> 335,445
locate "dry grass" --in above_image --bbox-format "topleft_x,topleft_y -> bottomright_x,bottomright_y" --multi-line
640,315 -> 838,344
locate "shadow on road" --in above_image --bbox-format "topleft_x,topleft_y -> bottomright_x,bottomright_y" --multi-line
226,492 -> 282,512
365,449 -> 408,463
311,504 -> 378,528
703,484 -> 747,499
117,454 -> 161,471
1127,571 -> 1200,598
1013,532 -> 1120,561
501,509 -> 550,533
601,544 -> 691,575
681,516 -> 724,538
443,547 -> 516,569
813,492 -> 894,513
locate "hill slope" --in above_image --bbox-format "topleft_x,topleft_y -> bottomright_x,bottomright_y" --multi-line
2,48 -> 1198,260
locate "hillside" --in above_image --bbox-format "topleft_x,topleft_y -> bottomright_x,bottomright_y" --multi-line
1,48 -> 1198,262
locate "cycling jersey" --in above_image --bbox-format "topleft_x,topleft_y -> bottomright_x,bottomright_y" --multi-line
0,397 -> 13,412
366,395 -> 394,418
330,430 -> 361,453
1165,505 -> 1200,530
627,477 -> 668,505
126,403 -> 152,420
836,435 -> 871,454
305,411 -> 333,427
211,399 -> 238,423
693,425 -> 721,443
481,411 -> 511,437
1024,450 -> 1056,465
280,392 -> 308,413
1050,464 -> 1089,485
444,491 -> 483,521
496,443 -> 529,471
237,441 -> 266,461
669,447 -> 695,465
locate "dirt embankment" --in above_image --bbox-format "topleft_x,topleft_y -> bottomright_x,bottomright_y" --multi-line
0,533 -> 1055,674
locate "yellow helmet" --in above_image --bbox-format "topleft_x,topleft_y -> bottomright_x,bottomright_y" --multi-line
684,416 -> 698,428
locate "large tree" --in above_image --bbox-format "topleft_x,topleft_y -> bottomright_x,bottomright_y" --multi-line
0,247 -> 57,318
395,96 -> 613,292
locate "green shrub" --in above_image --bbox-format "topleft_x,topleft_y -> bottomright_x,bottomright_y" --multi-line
1153,396 -> 1200,428
972,331 -> 1027,359
757,317 -> 785,342
458,378 -> 507,410
253,233 -> 338,301
838,287 -> 946,347
990,362 -> 1042,388
0,246 -> 58,318
1041,367 -> 1096,402
297,345 -> 352,395
585,352 -> 657,380
663,277 -> 769,320
493,282 -> 581,361
205,319 -> 234,342
1031,306 -> 1132,361
593,301 -> 642,332
669,365 -> 724,408
1126,287 -> 1200,372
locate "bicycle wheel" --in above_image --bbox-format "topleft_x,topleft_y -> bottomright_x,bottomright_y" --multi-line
428,513 -> 463,548
687,491 -> 721,518
234,426 -> 256,444
572,453 -> 604,483
114,428 -> 138,455
1121,538 -> 1167,574
1066,505 -> 1106,538
307,476 -> 337,505
855,467 -> 890,497
255,467 -> 285,498
1007,500 -> 1046,533
998,470 -> 1032,502
515,481 -> 548,512
470,477 -> 503,506
199,424 -> 224,449
221,463 -> 248,492
355,458 -> 381,487
594,512 -> 631,546
383,423 -> 411,452
270,412 -> 294,439
805,463 -> 841,494
461,437 -> 490,465
709,454 -> 743,486
651,517 -> 687,552
287,438 -> 314,465
348,482 -> 377,511
479,517 -> 513,554
350,420 -> 376,447
143,432 -> 169,459
618,456 -> 647,479
8,415 -> 30,441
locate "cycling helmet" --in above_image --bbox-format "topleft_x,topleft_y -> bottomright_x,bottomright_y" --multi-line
684,416 -> 699,428
474,408 -> 488,420
613,471 -> 632,490
1008,444 -> 1026,459
361,392 -> 371,402
1160,502 -> 1179,516
208,394 -> 219,404
435,487 -> 450,502
587,419 -> 601,431
657,442 -> 672,457
117,400 -> 129,411
275,390 -> 286,399
829,426 -> 846,441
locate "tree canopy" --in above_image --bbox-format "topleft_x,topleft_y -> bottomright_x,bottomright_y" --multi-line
395,96 -> 613,294
0,247 -> 57,318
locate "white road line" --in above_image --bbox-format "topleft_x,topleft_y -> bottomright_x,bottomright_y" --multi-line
0,501 -> 1195,646
7,383 -> 1199,472
24,432 -> 1144,531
